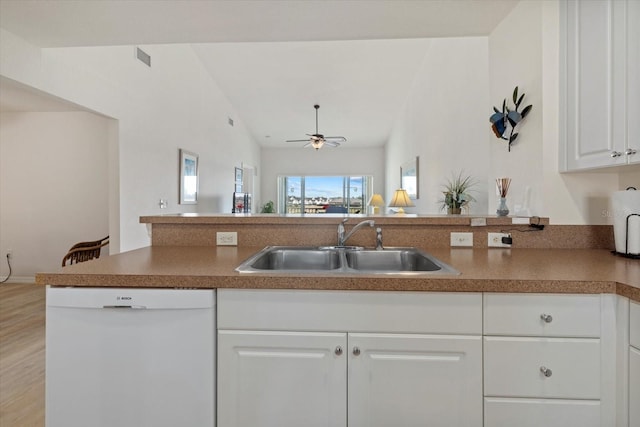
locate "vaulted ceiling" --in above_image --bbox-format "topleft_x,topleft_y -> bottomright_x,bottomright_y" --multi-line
0,0 -> 518,147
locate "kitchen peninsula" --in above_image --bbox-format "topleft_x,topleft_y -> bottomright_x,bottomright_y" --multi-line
38,214 -> 640,427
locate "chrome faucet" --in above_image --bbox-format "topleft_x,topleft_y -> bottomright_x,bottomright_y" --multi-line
337,219 -> 375,246
375,227 -> 384,250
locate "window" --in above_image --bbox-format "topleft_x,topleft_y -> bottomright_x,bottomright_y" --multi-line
278,175 -> 373,214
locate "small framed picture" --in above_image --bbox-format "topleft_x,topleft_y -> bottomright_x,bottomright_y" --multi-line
234,167 -> 243,190
179,149 -> 198,204
232,192 -> 245,213
400,156 -> 419,199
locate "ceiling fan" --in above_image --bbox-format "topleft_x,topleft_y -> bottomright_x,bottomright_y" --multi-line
286,104 -> 346,150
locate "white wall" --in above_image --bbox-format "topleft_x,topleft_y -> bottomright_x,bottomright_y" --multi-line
260,146 -> 385,211
0,29 -> 261,252
489,0 -> 629,225
385,37 -> 490,215
0,112 -> 109,280
488,0 -> 544,217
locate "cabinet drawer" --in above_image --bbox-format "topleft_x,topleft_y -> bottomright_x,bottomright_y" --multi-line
484,397 -> 600,427
218,290 -> 482,334
631,301 -> 640,349
484,294 -> 600,337
484,337 -> 600,399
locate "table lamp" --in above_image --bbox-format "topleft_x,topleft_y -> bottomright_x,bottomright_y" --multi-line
368,194 -> 385,214
388,189 -> 414,214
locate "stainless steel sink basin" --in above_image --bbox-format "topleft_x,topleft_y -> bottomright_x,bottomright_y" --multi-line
345,249 -> 442,272
248,247 -> 341,271
236,246 -> 459,275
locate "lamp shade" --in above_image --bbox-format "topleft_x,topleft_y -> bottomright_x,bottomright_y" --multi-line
367,193 -> 385,214
388,189 -> 415,214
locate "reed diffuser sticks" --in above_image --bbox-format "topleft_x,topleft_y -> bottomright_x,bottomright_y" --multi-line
496,178 -> 511,198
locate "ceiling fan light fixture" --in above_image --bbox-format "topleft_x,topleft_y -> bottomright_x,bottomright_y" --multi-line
285,104 -> 346,150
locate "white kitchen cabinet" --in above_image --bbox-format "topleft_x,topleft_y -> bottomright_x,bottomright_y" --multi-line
217,290 -> 483,427
631,301 -> 640,427
348,333 -> 482,427
560,0 -> 639,171
484,336 -> 600,399
483,293 -> 609,427
631,347 -> 640,427
217,330 -> 347,427
631,301 -> 640,349
485,397 -> 600,427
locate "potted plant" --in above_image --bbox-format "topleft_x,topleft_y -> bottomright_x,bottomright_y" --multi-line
260,200 -> 275,213
440,171 -> 477,214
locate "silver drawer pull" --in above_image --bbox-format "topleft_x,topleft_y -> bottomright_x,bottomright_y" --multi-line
540,313 -> 553,323
626,148 -> 637,156
540,366 -> 553,377
611,151 -> 623,158
353,347 -> 361,356
335,346 -> 343,356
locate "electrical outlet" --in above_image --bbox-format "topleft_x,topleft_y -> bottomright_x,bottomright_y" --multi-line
216,232 -> 238,246
450,232 -> 473,247
488,232 -> 511,248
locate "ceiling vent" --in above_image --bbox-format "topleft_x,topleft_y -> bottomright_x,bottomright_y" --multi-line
135,47 -> 151,67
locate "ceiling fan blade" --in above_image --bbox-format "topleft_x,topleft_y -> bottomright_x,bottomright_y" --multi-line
324,141 -> 341,147
324,136 -> 347,142
286,139 -> 311,142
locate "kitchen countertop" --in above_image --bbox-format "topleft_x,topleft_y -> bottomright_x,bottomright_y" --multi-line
36,246 -> 640,302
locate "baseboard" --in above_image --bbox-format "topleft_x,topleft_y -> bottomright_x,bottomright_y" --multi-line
0,275 -> 36,284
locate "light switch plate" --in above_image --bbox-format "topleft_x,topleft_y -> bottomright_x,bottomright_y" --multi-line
216,232 -> 238,246
450,232 -> 473,247
488,232 -> 511,247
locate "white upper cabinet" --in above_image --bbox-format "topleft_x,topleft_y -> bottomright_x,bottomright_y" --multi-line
560,0 -> 639,171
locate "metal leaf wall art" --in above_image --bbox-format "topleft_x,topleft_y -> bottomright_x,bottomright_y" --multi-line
489,86 -> 533,152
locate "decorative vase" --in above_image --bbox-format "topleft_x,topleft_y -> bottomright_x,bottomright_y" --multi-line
448,207 -> 462,215
496,197 -> 509,216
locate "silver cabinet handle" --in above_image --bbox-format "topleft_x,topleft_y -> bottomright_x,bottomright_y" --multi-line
353,347 -> 361,356
335,346 -> 343,356
611,151 -> 623,158
540,366 -> 553,377
540,313 -> 553,323
626,148 -> 637,156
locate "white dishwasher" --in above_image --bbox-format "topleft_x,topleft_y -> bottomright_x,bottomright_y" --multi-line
46,287 -> 215,427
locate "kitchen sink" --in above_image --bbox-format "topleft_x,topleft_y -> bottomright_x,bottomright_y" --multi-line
345,249 -> 442,272
248,247 -> 341,271
236,246 -> 459,275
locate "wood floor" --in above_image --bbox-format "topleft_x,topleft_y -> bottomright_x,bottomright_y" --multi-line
0,283 -> 45,427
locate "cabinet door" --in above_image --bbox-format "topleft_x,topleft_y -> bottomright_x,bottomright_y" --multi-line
348,333 -> 482,427
561,0 -> 627,170
631,346 -> 640,427
217,330 -> 347,427
628,0 -> 640,165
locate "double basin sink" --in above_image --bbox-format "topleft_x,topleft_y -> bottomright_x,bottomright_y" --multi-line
235,246 -> 459,276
